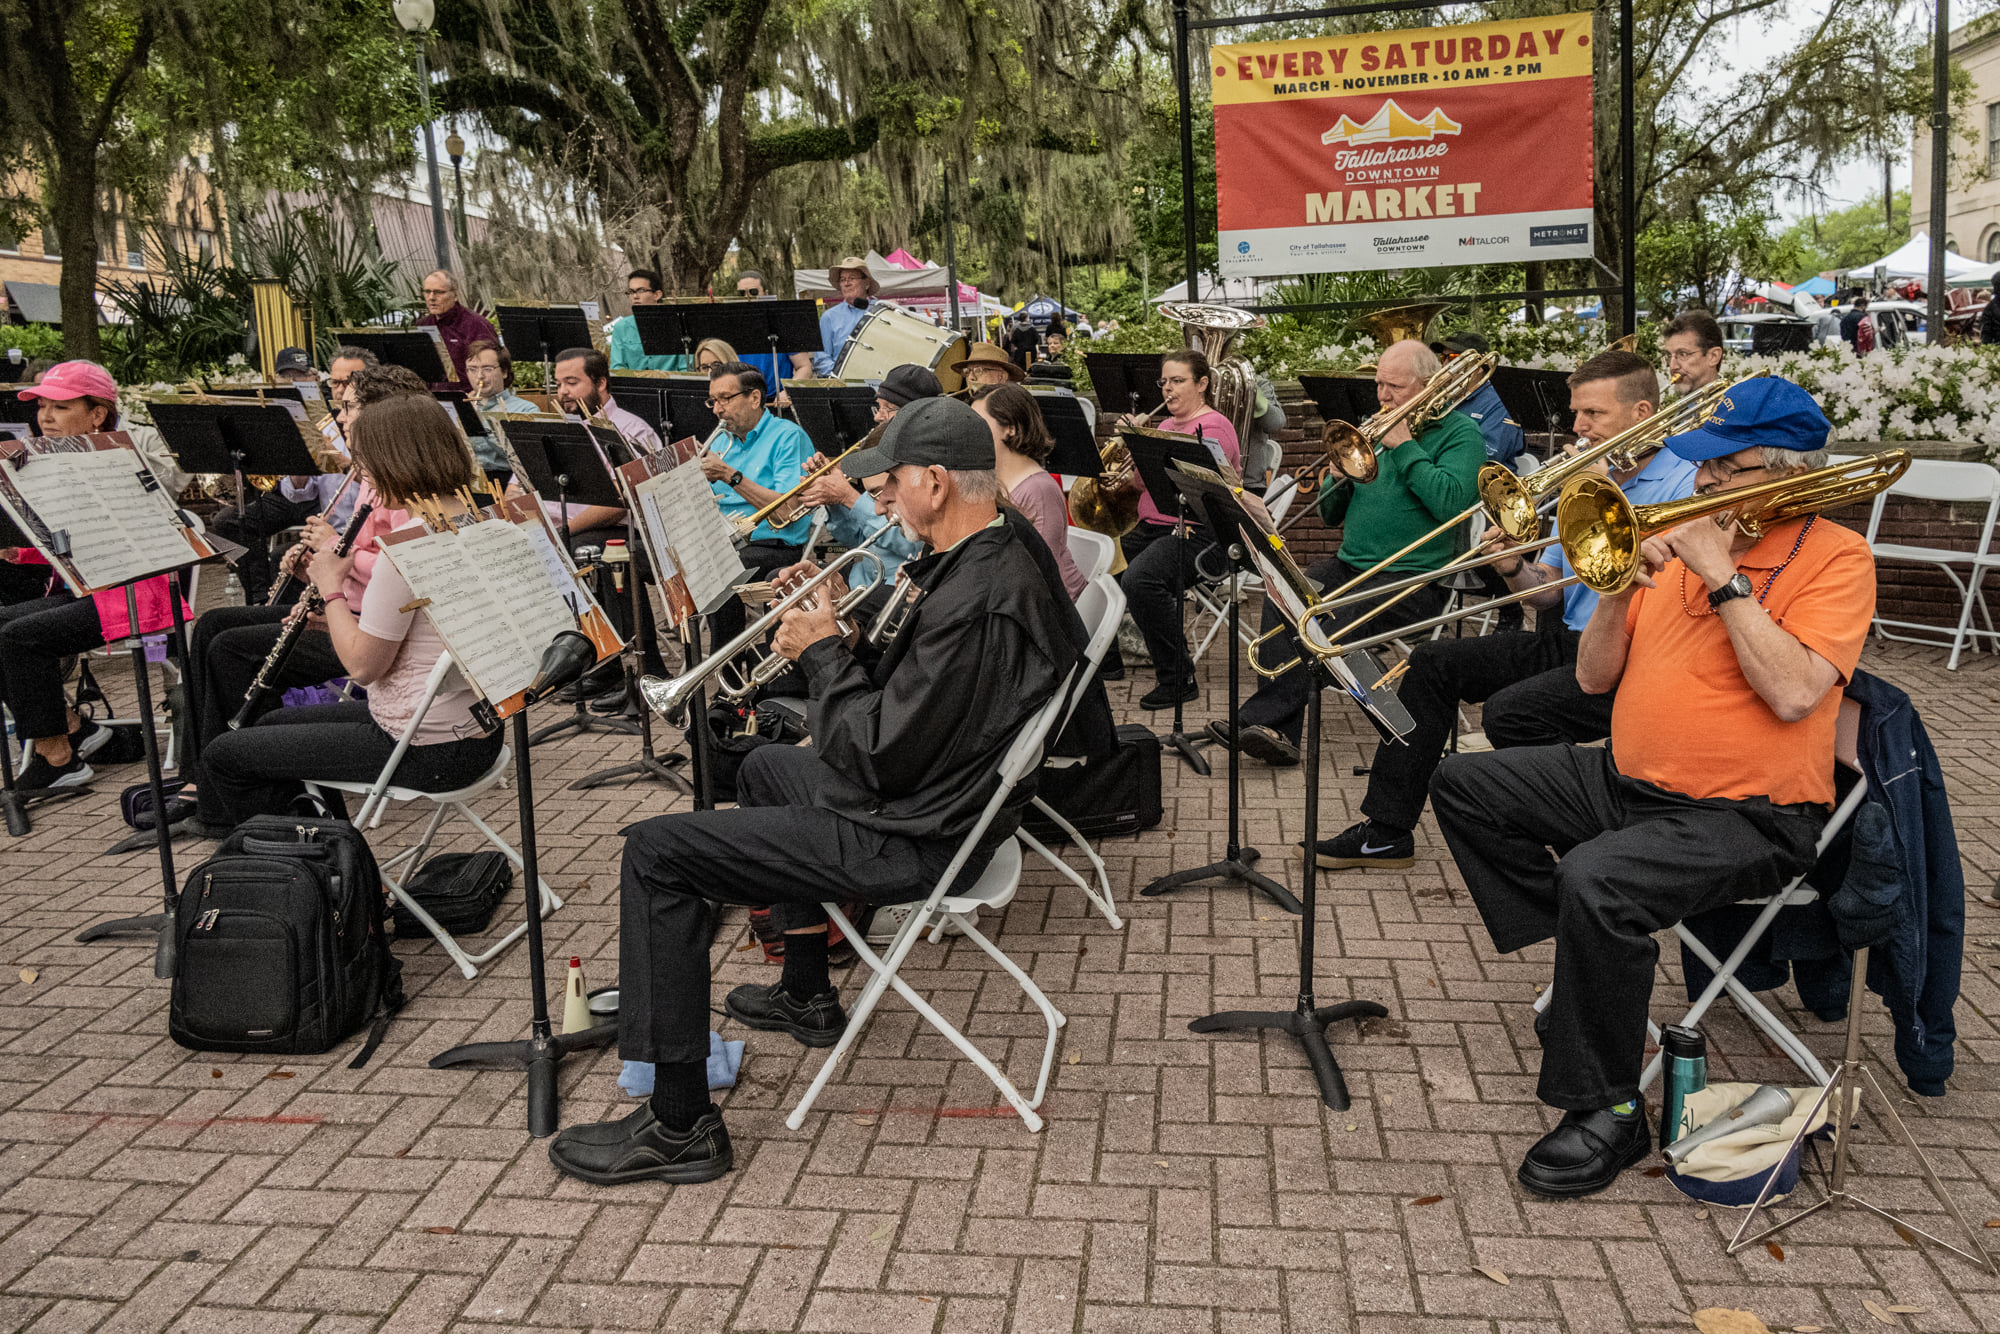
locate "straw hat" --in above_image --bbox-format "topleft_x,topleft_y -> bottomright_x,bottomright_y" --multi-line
829,256 -> 879,296
949,342 -> 1025,381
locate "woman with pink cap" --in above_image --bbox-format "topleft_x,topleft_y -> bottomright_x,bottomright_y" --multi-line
1,361 -> 191,790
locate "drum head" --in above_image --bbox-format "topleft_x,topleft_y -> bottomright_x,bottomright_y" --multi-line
834,305 -> 970,393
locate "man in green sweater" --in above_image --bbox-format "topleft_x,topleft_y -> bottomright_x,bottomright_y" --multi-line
1213,339 -> 1486,765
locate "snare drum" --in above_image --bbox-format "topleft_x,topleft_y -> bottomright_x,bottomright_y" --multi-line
832,304 -> 970,393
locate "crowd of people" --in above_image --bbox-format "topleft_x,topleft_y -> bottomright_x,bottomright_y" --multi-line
0,262 -> 1956,1212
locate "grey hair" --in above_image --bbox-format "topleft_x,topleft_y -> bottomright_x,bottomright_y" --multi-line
1761,443 -> 1828,474
947,468 -> 1000,503
424,269 -> 460,295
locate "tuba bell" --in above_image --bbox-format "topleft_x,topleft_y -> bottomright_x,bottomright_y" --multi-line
1159,301 -> 1260,452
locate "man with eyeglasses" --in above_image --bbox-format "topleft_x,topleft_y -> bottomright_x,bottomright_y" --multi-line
1429,377 -> 1872,1200
1213,339 -> 1483,762
414,269 -> 498,389
810,258 -> 880,377
1661,310 -> 1725,395
697,361 -> 814,639
608,268 -> 692,373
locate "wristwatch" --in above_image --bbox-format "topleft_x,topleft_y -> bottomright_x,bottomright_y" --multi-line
1707,572 -> 1754,609
727,469 -> 744,488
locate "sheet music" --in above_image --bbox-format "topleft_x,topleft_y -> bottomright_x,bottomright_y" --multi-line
6,447 -> 193,589
647,463 -> 746,611
633,484 -> 679,580
457,520 -> 582,692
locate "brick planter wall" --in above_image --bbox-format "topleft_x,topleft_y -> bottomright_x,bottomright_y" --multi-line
1089,384 -> 1995,637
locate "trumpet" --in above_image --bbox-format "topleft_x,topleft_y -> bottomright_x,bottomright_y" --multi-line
638,530 -> 893,724
733,432 -> 877,536
1323,351 -> 1495,483
1248,449 -> 1912,677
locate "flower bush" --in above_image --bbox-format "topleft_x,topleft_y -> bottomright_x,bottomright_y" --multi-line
1728,343 -> 2000,449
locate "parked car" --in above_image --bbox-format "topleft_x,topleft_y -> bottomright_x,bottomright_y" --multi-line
1719,312 -> 1816,355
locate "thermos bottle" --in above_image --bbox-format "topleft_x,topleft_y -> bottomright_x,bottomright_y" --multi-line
1660,1025 -> 1708,1145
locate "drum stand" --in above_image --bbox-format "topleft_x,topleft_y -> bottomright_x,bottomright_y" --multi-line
1729,946 -> 1995,1272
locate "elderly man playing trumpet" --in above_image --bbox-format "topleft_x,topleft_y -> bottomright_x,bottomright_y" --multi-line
1429,378 -> 1875,1199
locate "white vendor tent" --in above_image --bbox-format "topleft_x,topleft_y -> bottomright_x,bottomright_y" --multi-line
1841,233 -> 1989,284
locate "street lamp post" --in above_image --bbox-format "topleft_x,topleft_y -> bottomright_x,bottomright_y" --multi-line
446,131 -> 467,248
1926,0 -> 1949,339
395,0 -> 454,275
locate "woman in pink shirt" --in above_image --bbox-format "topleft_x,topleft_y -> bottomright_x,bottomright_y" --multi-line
1103,349 -> 1239,709
971,384 -> 1086,600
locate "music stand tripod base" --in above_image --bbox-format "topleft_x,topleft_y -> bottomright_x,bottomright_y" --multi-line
1190,999 -> 1388,1110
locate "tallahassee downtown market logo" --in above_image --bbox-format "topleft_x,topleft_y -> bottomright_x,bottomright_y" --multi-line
1308,98 -> 1479,225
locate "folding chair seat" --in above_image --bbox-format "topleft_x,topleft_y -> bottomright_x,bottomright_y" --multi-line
1861,458 -> 2000,670
304,652 -> 561,980
786,669 -> 1080,1132
1064,526 -> 1115,583
1532,700 -> 1869,1091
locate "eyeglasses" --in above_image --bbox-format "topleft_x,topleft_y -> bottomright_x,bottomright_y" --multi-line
328,376 -> 353,391
626,286 -> 656,297
705,390 -> 746,408
421,288 -> 452,298
1706,457 -> 1769,484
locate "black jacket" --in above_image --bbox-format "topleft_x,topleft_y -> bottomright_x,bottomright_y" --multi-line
1981,294 -> 2000,346
800,515 -> 1078,843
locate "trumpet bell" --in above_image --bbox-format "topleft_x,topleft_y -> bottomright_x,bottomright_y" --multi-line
1322,419 -> 1378,483
638,673 -> 697,726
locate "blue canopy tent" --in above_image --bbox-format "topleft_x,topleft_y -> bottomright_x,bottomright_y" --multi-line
1796,275 -> 1837,296
1022,295 -> 1084,328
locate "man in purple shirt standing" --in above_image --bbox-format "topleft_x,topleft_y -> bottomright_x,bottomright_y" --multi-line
414,270 -> 498,388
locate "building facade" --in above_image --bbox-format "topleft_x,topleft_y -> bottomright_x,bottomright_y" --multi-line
1911,19 -> 2000,264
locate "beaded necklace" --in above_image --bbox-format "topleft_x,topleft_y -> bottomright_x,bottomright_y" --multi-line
1678,514 -> 1817,617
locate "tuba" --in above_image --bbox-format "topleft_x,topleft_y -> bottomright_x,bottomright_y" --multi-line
1349,301 -> 1452,356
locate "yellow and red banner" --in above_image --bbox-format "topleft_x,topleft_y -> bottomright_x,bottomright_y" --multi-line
1212,13 -> 1596,276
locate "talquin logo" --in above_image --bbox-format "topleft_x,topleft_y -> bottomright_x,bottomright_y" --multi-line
1530,223 -> 1589,246
1321,99 -> 1462,147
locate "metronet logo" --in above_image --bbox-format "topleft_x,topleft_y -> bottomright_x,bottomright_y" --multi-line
1531,223 -> 1589,246
1459,235 -> 1510,246
1373,233 -> 1430,253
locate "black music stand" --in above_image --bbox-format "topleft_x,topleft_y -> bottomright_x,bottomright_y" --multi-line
429,633 -> 620,1138
632,300 -> 822,372
602,379 -> 667,440
787,382 -> 879,456
1298,373 -> 1379,428
570,509 -> 694,796
1121,426 -> 1223,777
1186,674 -> 1388,1110
146,400 -> 326,518
500,420 -> 645,745
494,304 -> 596,371
1028,391 -> 1103,478
0,387 -> 35,432
1487,365 -> 1573,460
1140,482 -> 1301,913
333,329 -> 454,385
1084,353 -> 1165,416
574,579 -> 730,800
651,377 -> 719,444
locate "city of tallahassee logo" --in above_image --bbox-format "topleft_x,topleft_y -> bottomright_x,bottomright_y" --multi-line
1320,100 -> 1464,147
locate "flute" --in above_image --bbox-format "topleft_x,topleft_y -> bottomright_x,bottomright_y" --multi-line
230,501 -> 374,730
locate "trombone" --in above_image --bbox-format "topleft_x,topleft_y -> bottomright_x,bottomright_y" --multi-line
1322,350 -> 1495,483
1248,449 -> 1912,677
638,528 -> 894,724
731,428 -> 883,537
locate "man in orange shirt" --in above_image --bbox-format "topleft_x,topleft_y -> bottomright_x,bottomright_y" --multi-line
1429,378 -> 1875,1199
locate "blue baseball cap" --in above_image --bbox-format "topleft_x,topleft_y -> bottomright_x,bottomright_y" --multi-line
1664,377 -> 1830,462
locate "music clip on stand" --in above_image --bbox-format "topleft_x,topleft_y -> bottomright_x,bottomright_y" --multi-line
1141,498 -> 1300,913
431,632 -> 619,1138
1186,680 -> 1387,1110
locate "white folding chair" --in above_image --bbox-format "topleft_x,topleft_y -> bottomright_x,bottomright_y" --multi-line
1532,700 -> 1869,1091
304,652 -> 561,980
1862,458 -> 2000,670
1016,574 -> 1127,929
788,669 -> 1079,1132
1064,526 -> 1115,583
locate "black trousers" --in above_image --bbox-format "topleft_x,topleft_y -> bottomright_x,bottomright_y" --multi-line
1429,744 -> 1824,1111
565,523 -> 673,680
198,700 -> 504,831
1118,521 -> 1224,689
705,538 -> 806,646
0,559 -> 53,606
1483,655 -> 1616,750
1236,556 -> 1450,746
618,744 -> 968,1066
1362,624 -> 1591,832
191,605 -> 345,821
0,591 -> 101,740
212,491 -> 319,606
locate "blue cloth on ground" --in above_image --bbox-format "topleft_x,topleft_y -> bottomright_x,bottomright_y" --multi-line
618,1031 -> 743,1096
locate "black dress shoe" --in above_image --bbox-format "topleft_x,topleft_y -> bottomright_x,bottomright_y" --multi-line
1138,678 -> 1198,710
1517,1101 -> 1652,1199
547,1102 -> 733,1185
724,981 -> 847,1048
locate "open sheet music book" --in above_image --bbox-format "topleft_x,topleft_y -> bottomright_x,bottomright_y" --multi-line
0,432 -> 216,594
617,435 -> 748,626
376,495 -> 622,725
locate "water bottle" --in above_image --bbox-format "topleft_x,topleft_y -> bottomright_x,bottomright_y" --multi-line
1660,1025 -> 1708,1145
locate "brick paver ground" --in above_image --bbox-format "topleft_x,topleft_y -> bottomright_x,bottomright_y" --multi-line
4,605 -> 1998,1333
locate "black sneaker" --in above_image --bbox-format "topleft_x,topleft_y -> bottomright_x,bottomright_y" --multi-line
70,717 -> 112,762
1138,678 -> 1198,711
724,981 -> 847,1048
16,751 -> 92,791
547,1102 -> 733,1186
1299,819 -> 1414,870
1236,725 -> 1300,766
1516,1101 -> 1652,1199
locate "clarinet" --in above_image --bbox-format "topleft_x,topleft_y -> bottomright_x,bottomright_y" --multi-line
229,502 -> 374,730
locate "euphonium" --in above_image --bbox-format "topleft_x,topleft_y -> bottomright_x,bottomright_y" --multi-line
1069,405 -> 1167,574
1323,351 -> 1495,483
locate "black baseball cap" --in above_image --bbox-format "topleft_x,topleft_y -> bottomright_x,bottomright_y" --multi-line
875,363 -> 942,407
1430,330 -> 1490,356
274,347 -> 314,375
841,397 -> 996,477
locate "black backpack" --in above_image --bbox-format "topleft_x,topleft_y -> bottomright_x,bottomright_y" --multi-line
169,816 -> 403,1067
